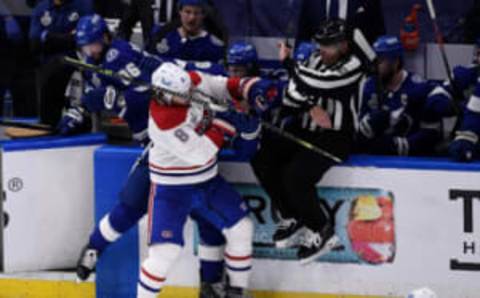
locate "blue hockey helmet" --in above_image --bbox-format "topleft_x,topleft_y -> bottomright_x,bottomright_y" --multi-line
227,41 -> 258,66
294,42 -> 316,62
178,0 -> 206,8
373,35 -> 404,61
76,14 -> 108,47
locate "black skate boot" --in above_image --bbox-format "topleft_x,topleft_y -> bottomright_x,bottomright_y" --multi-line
199,282 -> 225,298
273,218 -> 305,248
225,285 -> 253,298
297,225 -> 339,265
76,245 -> 99,281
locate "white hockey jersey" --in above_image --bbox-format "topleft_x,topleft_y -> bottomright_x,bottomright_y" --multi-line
148,71 -> 254,185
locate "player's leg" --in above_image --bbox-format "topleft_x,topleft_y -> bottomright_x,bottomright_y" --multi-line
137,184 -> 193,298
193,217 -> 226,298
194,176 -> 254,298
251,132 -> 304,248
77,153 -> 150,280
282,131 -> 350,264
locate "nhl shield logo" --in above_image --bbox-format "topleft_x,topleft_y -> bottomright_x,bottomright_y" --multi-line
40,11 -> 52,27
156,38 -> 170,54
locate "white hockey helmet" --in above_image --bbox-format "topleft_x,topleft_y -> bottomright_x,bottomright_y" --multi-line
151,62 -> 191,103
407,287 -> 437,298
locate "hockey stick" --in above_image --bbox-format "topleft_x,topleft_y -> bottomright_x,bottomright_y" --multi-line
262,122 -> 343,163
62,56 -> 344,163
62,56 -> 230,111
425,0 -> 463,103
353,28 -> 376,63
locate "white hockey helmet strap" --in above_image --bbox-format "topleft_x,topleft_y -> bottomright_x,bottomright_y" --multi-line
151,62 -> 192,104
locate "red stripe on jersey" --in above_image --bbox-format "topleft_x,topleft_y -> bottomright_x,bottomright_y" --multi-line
227,77 -> 242,99
150,100 -> 188,130
149,158 -> 214,171
224,253 -> 252,261
141,267 -> 166,283
204,126 -> 225,148
188,71 -> 202,87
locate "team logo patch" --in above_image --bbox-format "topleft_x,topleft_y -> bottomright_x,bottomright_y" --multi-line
156,39 -> 170,54
106,49 -> 119,63
68,12 -> 79,22
40,11 -> 52,27
104,87 -> 116,110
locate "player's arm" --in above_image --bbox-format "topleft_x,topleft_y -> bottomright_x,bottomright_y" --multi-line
29,8 -> 76,55
358,78 -> 390,140
215,110 -> 261,160
149,102 -> 235,165
450,80 -> 480,161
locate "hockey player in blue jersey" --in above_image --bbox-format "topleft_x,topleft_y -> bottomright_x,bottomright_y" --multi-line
57,15 -> 161,283
63,15 -> 263,298
448,41 -> 480,162
29,0 -> 93,56
29,0 -> 94,126
357,35 -> 456,156
60,16 -> 220,297
225,41 -> 259,78
147,0 -> 225,64
184,40 -> 259,78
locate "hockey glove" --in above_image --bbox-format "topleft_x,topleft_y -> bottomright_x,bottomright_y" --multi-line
449,131 -> 478,162
247,79 -> 281,116
215,110 -> 261,140
57,106 -> 87,136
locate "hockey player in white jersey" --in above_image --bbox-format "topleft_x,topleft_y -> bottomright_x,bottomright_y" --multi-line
137,62 -> 262,298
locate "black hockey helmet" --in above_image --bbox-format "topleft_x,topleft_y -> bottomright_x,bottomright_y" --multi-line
313,18 -> 349,46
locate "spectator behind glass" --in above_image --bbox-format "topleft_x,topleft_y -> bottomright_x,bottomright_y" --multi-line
29,0 -> 93,126
147,0 -> 226,64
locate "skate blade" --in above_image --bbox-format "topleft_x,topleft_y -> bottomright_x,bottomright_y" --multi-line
299,235 -> 340,266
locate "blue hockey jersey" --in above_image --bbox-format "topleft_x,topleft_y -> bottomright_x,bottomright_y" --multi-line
149,28 -> 225,64
29,0 -> 93,51
358,70 -> 454,156
82,39 -> 163,143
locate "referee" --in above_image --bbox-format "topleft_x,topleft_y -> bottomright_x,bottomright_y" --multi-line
252,19 -> 368,264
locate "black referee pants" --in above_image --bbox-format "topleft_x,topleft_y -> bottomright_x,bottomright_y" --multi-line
251,127 -> 352,232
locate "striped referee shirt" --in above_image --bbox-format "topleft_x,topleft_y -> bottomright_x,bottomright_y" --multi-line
283,52 -> 366,134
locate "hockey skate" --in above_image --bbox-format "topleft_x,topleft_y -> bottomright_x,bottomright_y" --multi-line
297,225 -> 339,265
199,282 -> 225,298
273,218 -> 305,248
225,285 -> 253,298
76,245 -> 99,281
